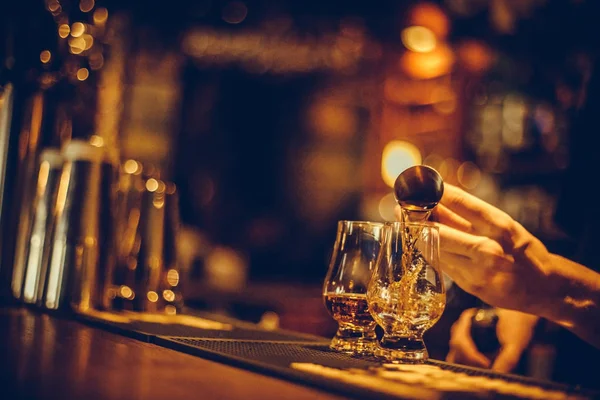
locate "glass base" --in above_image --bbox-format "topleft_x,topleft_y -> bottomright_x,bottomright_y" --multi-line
375,336 -> 428,363
329,328 -> 377,355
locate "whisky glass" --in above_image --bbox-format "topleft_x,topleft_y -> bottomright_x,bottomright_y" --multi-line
367,222 -> 445,362
323,221 -> 384,355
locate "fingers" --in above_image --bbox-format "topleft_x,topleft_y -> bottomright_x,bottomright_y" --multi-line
439,252 -> 472,282
491,345 -> 523,373
438,224 -> 513,267
447,309 -> 492,369
441,184 -> 516,241
439,251 -> 497,303
436,203 -> 473,232
446,345 -> 492,369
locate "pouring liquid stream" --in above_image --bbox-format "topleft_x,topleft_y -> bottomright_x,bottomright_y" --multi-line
384,165 -> 444,334
394,201 -> 437,326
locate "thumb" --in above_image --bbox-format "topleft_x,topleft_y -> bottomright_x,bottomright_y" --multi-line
447,336 -> 491,368
491,345 -> 523,373
457,337 -> 492,369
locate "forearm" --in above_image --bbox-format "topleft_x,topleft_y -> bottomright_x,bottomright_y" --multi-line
538,254 -> 600,348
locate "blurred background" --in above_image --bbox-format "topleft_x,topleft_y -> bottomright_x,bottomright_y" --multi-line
3,0 -> 599,383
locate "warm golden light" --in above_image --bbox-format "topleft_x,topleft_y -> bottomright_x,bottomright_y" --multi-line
69,37 -> 86,54
399,43 -> 455,80
89,134 -> 103,147
55,163 -> 71,219
80,0 -> 95,13
166,269 -> 180,287
457,161 -> 482,190
381,141 -> 422,188
47,0 -> 60,12
93,7 -> 109,24
149,256 -> 160,270
147,291 -> 159,303
163,290 -> 175,302
146,178 -> 159,192
407,2 -> 450,38
82,34 -> 94,50
37,161 -> 51,192
165,305 -> 177,315
77,68 -> 90,81
55,163 -> 72,215
40,50 -> 52,64
438,158 -> 458,182
71,22 -> 86,37
58,24 -> 71,38
457,40 -> 494,74
309,100 -> 357,139
423,154 -> 445,174
401,26 -> 436,53
123,159 -> 139,174
119,285 -> 133,299
259,311 -> 280,331
431,86 -> 457,115
378,192 -> 397,221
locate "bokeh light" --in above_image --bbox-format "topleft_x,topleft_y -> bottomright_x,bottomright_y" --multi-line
457,39 -> 494,73
378,192 -> 397,221
401,26 -> 437,53
93,7 -> 108,24
89,134 -> 103,147
399,43 -> 455,79
40,50 -> 52,64
58,24 -> 70,38
71,22 -> 85,38
146,178 -> 159,192
381,140 -> 422,188
123,159 -> 140,174
76,67 -> 90,81
80,0 -> 95,13
407,2 -> 450,38
457,161 -> 482,189
167,269 -> 180,287
147,291 -> 159,302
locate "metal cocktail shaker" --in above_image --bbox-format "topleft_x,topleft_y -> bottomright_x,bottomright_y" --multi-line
21,148 -> 63,304
41,139 -> 117,312
111,165 -> 184,314
134,179 -> 184,314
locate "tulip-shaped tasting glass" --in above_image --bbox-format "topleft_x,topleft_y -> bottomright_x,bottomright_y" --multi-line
367,222 -> 445,363
323,221 -> 384,355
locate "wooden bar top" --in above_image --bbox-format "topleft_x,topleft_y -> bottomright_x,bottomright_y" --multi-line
0,307 -> 347,400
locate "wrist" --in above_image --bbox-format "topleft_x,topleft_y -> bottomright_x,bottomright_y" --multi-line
537,254 -> 600,347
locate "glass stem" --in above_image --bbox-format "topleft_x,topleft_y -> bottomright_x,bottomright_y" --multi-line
377,334 -> 429,363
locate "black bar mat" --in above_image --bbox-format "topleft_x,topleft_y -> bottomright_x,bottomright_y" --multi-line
154,337 -> 600,400
153,338 -> 441,400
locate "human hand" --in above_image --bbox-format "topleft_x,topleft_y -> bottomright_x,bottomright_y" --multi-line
395,183 -> 556,315
447,308 -> 539,373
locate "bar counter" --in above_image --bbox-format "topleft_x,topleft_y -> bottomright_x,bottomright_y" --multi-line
0,307 -> 346,400
3,306 -> 598,400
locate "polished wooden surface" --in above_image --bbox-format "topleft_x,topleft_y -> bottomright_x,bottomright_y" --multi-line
0,307 -> 347,400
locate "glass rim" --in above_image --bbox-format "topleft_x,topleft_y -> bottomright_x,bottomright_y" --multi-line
384,220 -> 438,229
337,220 -> 385,226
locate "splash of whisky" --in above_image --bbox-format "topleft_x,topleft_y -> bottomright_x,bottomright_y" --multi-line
396,206 -> 431,321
